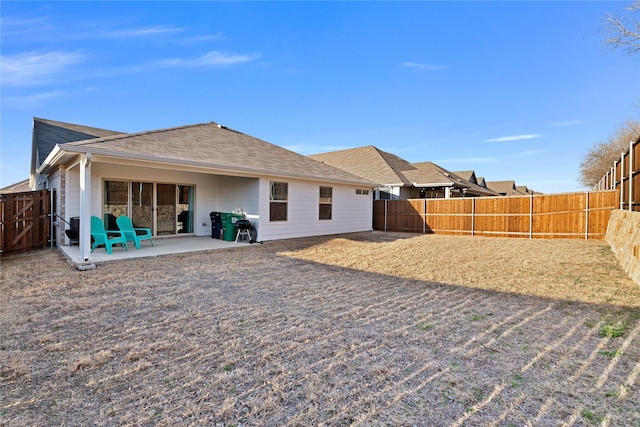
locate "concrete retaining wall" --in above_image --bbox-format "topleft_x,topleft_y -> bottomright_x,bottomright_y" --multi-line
605,210 -> 640,286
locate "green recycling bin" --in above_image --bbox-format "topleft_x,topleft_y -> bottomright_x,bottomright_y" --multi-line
221,212 -> 246,241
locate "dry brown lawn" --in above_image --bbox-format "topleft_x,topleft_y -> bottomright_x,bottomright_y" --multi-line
1,232 -> 639,426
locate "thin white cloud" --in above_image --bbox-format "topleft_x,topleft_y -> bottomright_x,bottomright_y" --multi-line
484,134 -> 542,142
1,51 -> 86,87
179,33 -> 224,44
96,25 -> 185,38
156,50 -> 260,68
401,62 -> 449,71
548,120 -> 586,127
3,90 -> 65,109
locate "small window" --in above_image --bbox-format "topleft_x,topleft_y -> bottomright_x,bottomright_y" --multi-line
270,181 -> 288,221
356,188 -> 370,195
319,186 -> 332,220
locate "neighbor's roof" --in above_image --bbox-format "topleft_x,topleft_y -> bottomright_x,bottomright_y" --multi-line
453,170 -> 478,185
310,146 -> 499,196
485,180 -> 526,196
310,146 -> 414,186
411,162 -> 499,196
39,121 -> 374,186
0,179 -> 31,194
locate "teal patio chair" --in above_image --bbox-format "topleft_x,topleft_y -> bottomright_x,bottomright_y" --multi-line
116,215 -> 154,249
90,216 -> 128,254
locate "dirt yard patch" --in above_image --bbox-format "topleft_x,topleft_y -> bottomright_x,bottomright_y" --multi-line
2,232 -> 639,426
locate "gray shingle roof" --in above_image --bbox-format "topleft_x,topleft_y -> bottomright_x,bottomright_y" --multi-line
411,162 -> 499,196
33,118 -> 124,166
485,180 -> 526,196
310,146 -> 413,186
453,170 -> 477,185
310,146 -> 499,196
55,122 -> 372,185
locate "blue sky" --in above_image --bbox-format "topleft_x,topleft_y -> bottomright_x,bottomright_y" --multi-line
1,1 -> 638,193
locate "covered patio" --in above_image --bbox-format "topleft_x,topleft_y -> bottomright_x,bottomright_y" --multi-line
58,235 -> 254,267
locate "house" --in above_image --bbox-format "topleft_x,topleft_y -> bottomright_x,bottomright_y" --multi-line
452,170 -> 485,188
0,179 -> 31,194
31,118 -> 375,262
485,180 -> 528,196
310,146 -> 498,199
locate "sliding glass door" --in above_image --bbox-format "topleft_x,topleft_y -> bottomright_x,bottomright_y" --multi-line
131,182 -> 153,230
157,183 -> 176,235
103,180 -> 195,236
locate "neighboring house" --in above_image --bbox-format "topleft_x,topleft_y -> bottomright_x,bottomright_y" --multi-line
310,146 -> 498,199
453,170 -> 485,188
0,179 -> 31,194
31,118 -> 375,262
410,162 -> 500,198
485,180 -> 528,196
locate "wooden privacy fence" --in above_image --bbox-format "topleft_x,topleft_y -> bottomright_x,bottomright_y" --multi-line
373,190 -> 619,239
597,136 -> 639,212
0,189 -> 52,257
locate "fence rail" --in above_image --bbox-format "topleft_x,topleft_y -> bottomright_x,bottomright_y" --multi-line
597,136 -> 640,212
0,189 -> 52,257
373,190 -> 618,239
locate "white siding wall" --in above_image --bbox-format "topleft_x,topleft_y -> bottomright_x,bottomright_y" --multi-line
48,169 -> 64,245
217,175 -> 260,216
66,167 -> 81,221
62,160 -> 372,241
257,178 -> 372,241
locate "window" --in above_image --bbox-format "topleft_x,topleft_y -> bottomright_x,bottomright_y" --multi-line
356,188 -> 370,195
319,186 -> 332,220
270,181 -> 288,221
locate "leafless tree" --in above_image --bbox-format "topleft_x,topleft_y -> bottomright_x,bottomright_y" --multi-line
579,119 -> 640,188
603,1 -> 640,55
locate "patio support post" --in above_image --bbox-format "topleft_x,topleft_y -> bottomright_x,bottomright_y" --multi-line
79,153 -> 92,261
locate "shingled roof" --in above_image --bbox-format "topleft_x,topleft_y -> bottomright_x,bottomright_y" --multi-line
32,118 -> 125,167
485,180 -> 526,196
40,121 -> 373,186
453,170 -> 478,185
310,146 -> 499,196
410,162 -> 499,196
310,146 -> 413,186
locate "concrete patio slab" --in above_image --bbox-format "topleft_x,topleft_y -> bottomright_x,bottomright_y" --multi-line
58,236 -> 252,267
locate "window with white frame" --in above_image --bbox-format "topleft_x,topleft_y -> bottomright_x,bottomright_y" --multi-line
270,181 -> 288,221
319,186 -> 332,220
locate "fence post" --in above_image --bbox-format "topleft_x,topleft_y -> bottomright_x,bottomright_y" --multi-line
630,140 -> 634,212
620,152 -> 625,209
384,199 -> 388,232
422,199 -> 426,234
471,198 -> 475,236
529,194 -> 533,239
585,191 -> 589,240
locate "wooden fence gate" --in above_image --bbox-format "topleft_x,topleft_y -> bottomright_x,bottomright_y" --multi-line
373,190 -> 619,239
0,189 -> 52,257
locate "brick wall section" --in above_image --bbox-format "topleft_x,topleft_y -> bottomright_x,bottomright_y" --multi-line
605,210 -> 640,286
